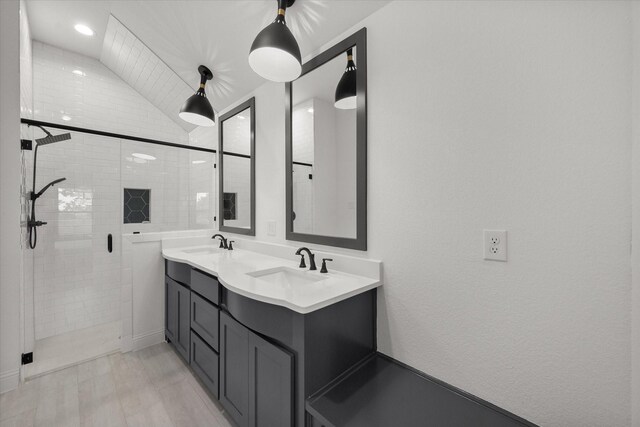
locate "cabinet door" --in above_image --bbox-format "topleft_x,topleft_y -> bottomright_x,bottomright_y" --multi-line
248,332 -> 294,427
220,311 -> 249,427
174,283 -> 191,361
191,331 -> 219,399
165,278 -> 178,342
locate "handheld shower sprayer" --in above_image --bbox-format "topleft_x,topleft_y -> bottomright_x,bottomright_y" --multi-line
32,177 -> 67,201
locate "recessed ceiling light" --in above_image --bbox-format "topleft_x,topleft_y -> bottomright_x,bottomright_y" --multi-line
72,69 -> 86,76
307,108 -> 314,113
132,153 -> 156,161
61,115 -> 71,121
192,160 -> 207,164
74,24 -> 94,36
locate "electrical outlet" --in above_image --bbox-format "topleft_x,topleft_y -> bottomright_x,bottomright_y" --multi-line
267,221 -> 277,236
484,230 -> 507,262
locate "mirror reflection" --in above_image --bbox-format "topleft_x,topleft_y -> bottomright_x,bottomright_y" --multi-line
291,47 -> 357,239
220,101 -> 254,233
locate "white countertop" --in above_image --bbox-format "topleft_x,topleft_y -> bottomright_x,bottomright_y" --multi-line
162,244 -> 381,314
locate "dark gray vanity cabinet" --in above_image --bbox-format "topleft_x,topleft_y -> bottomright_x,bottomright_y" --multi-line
166,260 -> 222,399
191,331 -> 219,399
220,311 -> 250,427
248,332 -> 294,427
165,278 -> 177,342
165,277 -> 190,362
191,292 -> 219,351
220,310 -> 294,427
166,259 -> 376,427
306,353 -> 537,427
188,268 -> 221,399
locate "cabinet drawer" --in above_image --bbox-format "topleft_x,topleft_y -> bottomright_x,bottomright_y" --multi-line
166,260 -> 191,286
191,292 -> 219,351
191,269 -> 219,305
190,331 -> 219,399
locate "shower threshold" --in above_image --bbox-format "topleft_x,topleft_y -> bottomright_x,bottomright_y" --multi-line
24,320 -> 121,379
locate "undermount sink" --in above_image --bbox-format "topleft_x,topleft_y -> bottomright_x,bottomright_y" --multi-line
247,266 -> 324,287
182,247 -> 220,255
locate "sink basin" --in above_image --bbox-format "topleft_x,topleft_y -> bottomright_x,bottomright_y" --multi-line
247,267 -> 324,287
182,247 -> 220,255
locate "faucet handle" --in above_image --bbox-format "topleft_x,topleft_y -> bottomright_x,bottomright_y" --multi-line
297,254 -> 306,268
320,258 -> 333,274
228,241 -> 234,250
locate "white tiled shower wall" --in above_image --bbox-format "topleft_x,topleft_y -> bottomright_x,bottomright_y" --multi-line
32,41 -> 188,144
31,133 -> 122,339
24,42 -> 216,340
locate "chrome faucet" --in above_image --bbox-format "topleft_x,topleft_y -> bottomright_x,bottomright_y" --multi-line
211,233 -> 228,249
295,247 -> 317,271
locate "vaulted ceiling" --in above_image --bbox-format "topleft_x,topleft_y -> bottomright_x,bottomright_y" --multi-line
25,0 -> 389,129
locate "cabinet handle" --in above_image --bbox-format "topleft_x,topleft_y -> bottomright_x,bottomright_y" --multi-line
107,234 -> 113,253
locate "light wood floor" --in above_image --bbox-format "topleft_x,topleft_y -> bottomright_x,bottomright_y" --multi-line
0,343 -> 234,427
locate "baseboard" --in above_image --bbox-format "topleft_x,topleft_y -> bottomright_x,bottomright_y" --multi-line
120,334 -> 133,353
132,329 -> 165,351
0,368 -> 20,394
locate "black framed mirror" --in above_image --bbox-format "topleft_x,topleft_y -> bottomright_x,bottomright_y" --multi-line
218,97 -> 255,235
286,28 -> 367,250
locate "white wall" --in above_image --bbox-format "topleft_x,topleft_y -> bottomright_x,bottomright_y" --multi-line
312,98 -> 338,236
355,3 -> 633,425
334,108 -> 357,237
222,1 -> 634,425
0,0 -> 22,393
632,2 -> 640,425
120,229 -> 215,353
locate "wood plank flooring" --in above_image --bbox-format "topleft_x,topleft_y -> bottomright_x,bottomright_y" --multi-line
0,343 -> 233,427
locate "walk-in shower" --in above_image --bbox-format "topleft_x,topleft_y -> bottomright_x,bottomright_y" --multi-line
27,125 -> 71,249
20,119 -> 217,379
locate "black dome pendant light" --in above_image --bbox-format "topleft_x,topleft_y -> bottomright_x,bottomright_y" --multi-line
179,65 -> 215,127
249,0 -> 302,83
334,48 -> 357,110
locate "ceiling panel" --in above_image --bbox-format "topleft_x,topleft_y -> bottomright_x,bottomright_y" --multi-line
100,15 -> 196,132
26,0 -> 391,115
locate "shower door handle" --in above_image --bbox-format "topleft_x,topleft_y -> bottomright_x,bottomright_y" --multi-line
107,234 -> 113,253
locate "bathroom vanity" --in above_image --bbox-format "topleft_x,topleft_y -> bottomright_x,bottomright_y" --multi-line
162,243 -> 381,427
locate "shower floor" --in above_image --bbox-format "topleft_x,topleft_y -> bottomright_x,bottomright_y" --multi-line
24,320 -> 121,379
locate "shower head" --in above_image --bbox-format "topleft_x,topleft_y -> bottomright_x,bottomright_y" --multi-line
35,132 -> 71,145
31,125 -> 71,145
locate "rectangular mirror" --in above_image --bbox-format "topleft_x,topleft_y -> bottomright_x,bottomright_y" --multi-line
286,28 -> 367,250
219,97 -> 255,235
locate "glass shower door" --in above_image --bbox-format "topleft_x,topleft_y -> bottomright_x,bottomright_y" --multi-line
27,131 -> 122,376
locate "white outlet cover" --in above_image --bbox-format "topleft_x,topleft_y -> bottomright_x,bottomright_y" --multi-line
484,230 -> 507,262
267,221 -> 277,236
